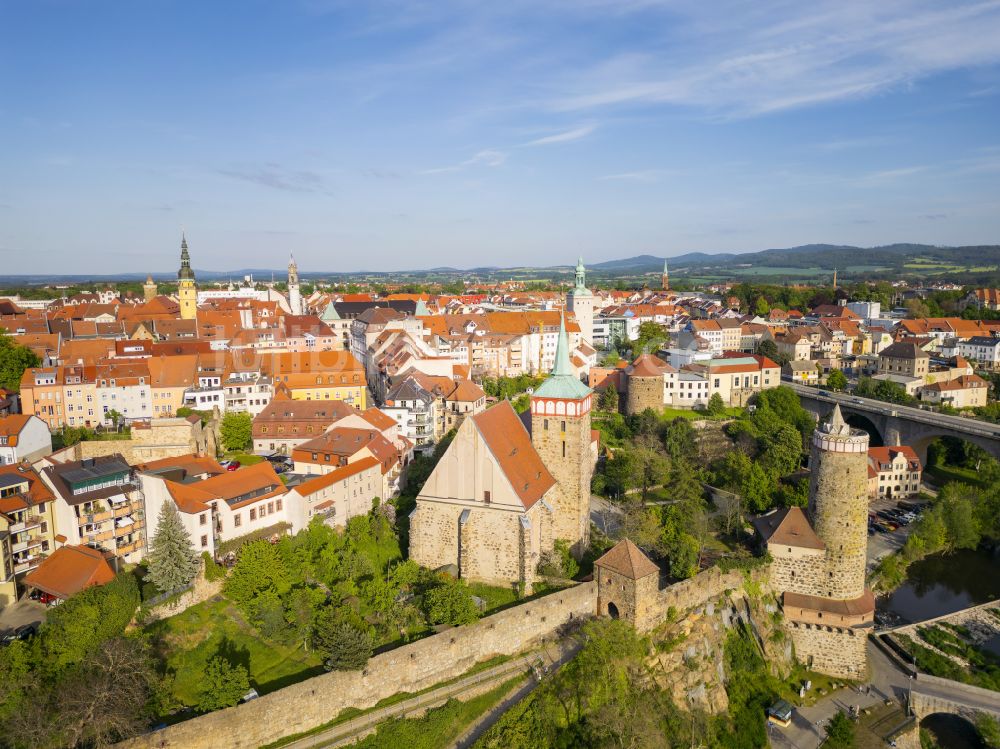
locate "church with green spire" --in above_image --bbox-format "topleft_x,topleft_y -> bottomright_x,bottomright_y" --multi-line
566,257 -> 595,347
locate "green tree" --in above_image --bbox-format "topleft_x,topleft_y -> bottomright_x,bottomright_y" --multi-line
977,714 -> 1000,749
196,656 -> 250,712
824,710 -> 856,749
224,540 -> 291,619
756,339 -> 779,361
39,573 -> 140,673
827,368 -> 848,391
423,580 -> 479,626
323,623 -> 373,671
220,411 -> 253,452
603,448 -> 638,499
634,446 -> 670,502
753,297 -> 770,316
705,392 -> 726,417
145,501 -> 200,594
633,321 -> 667,355
0,332 -> 41,391
598,383 -> 619,412
742,462 -> 775,513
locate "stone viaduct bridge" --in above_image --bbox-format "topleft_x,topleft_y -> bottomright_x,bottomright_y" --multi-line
909,675 -> 1000,722
788,383 -> 1000,462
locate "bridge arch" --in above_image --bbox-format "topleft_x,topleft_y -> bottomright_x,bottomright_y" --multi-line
842,412 -> 885,447
919,713 -> 983,749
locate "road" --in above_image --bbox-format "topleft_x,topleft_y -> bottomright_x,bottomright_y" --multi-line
772,641 -> 911,749
786,382 -> 1000,441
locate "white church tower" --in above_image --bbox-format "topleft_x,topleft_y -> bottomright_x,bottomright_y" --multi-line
566,257 -> 594,346
288,254 -> 303,315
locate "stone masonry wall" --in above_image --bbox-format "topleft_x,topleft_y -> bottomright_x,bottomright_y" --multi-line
642,567 -> 766,633
531,403 -> 592,554
787,620 -> 868,680
117,582 -> 597,749
809,443 -> 869,600
626,375 -> 663,416
769,546 -> 827,598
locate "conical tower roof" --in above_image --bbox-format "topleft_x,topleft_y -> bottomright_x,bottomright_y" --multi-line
532,312 -> 592,400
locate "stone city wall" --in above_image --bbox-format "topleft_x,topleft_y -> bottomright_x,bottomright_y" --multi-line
117,581 -> 596,749
786,621 -> 868,680
641,566 -> 768,633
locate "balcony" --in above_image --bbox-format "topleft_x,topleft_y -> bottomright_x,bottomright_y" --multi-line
86,530 -> 115,544
117,540 -> 143,555
114,519 -> 143,538
78,510 -> 113,525
11,535 -> 44,554
8,516 -> 42,534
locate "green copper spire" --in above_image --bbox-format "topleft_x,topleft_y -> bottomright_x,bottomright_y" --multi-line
532,312 -> 592,400
178,233 -> 195,280
571,256 -> 592,297
551,312 -> 573,377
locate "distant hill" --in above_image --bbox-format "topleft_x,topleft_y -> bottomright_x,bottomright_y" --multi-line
591,244 -> 1000,275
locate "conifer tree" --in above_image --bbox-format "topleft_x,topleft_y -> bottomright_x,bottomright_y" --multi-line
145,502 -> 200,594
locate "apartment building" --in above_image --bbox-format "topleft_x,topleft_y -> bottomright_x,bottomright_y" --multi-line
40,455 -> 146,563
0,415 -> 52,464
867,446 -> 922,499
0,463 -> 59,607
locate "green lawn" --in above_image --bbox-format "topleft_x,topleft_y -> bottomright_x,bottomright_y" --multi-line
660,406 -> 744,421
351,675 -> 523,749
224,451 -> 265,466
146,596 -> 324,710
926,463 -> 987,488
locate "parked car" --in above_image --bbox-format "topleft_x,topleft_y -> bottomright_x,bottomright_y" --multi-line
226,461 -> 241,472
1,623 -> 37,645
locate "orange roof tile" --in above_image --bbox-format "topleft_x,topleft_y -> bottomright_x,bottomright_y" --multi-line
471,401 -> 555,510
594,539 -> 660,579
24,545 -> 116,599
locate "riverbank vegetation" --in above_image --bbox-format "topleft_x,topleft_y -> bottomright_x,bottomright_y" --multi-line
871,479 -> 1000,593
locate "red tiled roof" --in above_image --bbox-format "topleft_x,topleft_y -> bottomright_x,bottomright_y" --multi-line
24,545 -> 116,599
472,401 -> 555,510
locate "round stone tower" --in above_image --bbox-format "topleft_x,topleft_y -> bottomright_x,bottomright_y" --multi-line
808,404 -> 869,600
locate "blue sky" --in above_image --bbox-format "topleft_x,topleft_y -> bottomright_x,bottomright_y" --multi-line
2,0 -> 1000,274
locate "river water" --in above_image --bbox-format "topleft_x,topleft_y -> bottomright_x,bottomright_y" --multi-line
879,547 -> 1000,624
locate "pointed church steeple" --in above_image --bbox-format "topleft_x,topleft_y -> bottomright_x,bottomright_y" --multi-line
551,312 -> 573,377
178,233 -> 195,280
532,312 -> 591,399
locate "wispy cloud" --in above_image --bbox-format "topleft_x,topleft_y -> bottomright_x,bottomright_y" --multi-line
857,165 -> 927,184
422,149 -> 507,174
542,1 -> 1000,118
598,170 -> 664,182
218,163 -> 329,193
522,124 -> 596,146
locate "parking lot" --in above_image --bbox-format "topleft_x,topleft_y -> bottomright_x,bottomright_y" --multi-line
865,493 -> 929,571
0,598 -> 47,639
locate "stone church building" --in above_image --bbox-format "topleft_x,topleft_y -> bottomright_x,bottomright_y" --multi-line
408,315 -> 595,591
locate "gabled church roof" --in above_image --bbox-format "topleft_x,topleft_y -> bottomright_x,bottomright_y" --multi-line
751,507 -> 825,550
472,401 -> 555,510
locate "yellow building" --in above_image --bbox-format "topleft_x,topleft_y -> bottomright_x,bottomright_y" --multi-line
268,351 -> 369,410
177,234 -> 197,321
0,462 -> 60,609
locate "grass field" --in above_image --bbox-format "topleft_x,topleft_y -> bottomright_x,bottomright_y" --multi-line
223,451 -> 265,466
926,463 -> 987,488
351,675 -> 523,749
147,596 -> 324,710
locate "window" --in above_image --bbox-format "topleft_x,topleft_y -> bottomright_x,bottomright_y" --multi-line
267,502 -> 274,514
275,498 -> 282,511
560,420 -> 566,431
200,514 -> 207,526
250,508 -> 257,521
234,514 -> 242,528
201,535 -> 208,548
484,490 -> 491,503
